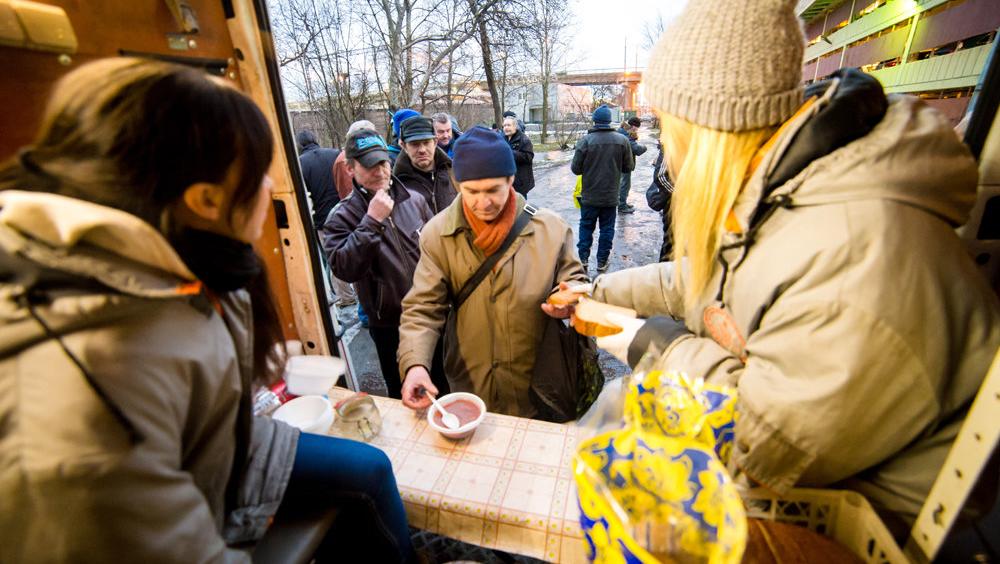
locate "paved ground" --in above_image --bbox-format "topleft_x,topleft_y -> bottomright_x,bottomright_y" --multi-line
334,128 -> 665,395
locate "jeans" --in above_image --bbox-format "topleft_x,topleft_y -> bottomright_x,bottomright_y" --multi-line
618,173 -> 631,207
273,432 -> 415,563
369,325 -> 449,399
578,205 -> 617,266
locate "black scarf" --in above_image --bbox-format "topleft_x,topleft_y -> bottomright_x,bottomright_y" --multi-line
170,228 -> 262,293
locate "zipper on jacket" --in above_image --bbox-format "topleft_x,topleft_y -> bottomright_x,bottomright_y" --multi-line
386,216 -> 418,274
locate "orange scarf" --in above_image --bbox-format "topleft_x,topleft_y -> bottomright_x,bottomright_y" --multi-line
462,187 -> 518,256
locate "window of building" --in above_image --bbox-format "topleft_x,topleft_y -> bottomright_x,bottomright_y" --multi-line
855,0 -> 888,20
860,56 -> 902,73
908,30 -> 997,63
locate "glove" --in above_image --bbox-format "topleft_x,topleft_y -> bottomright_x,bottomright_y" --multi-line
595,313 -> 646,364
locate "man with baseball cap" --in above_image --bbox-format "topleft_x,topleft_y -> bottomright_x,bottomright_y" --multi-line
321,128 -> 448,399
393,115 -> 457,214
397,126 -> 587,417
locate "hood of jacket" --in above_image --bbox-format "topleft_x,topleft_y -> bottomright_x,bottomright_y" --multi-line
0,191 -> 208,358
732,69 -> 977,234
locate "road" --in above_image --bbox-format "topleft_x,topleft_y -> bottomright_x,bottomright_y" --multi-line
338,128 -> 664,395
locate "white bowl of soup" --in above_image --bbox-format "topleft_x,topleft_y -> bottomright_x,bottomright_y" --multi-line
426,392 -> 486,439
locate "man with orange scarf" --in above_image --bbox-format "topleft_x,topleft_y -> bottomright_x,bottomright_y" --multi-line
398,127 -> 587,417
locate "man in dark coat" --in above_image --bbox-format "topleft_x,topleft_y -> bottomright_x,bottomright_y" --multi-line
431,112 -> 460,158
570,104 -> 635,273
617,116 -> 648,213
393,115 -> 458,215
296,130 -> 340,228
502,115 -> 535,197
321,129 -> 447,399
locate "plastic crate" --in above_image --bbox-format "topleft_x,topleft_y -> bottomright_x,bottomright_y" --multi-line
743,488 -> 908,564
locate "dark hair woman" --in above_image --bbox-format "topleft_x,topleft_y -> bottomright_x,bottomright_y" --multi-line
0,58 -> 414,563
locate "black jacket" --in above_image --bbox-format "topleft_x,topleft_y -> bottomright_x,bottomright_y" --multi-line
320,177 -> 432,327
506,129 -> 535,195
570,127 -> 635,207
298,143 -> 340,227
393,147 -> 457,215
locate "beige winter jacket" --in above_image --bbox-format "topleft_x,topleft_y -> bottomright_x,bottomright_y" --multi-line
398,194 -> 587,416
0,191 -> 297,563
593,88 -> 1000,524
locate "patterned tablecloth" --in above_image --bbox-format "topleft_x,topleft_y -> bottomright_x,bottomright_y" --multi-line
325,386 -> 587,563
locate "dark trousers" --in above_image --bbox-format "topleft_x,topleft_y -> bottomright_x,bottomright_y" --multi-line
272,432 -> 416,563
659,208 -> 674,262
369,325 -> 449,399
577,205 -> 617,265
618,173 -> 631,207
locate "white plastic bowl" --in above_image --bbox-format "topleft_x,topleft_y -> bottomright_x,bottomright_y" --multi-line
283,355 -> 346,396
272,395 -> 334,434
426,392 -> 486,439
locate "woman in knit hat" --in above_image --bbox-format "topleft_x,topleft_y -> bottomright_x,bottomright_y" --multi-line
398,126 -> 587,417
583,0 -> 1000,530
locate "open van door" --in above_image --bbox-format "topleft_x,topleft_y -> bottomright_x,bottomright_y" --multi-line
0,0 -> 347,383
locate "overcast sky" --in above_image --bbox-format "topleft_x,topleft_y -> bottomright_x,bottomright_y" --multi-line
566,0 -> 688,72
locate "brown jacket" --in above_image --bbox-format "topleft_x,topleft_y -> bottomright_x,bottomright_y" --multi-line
592,87 -> 1000,523
398,194 -> 587,416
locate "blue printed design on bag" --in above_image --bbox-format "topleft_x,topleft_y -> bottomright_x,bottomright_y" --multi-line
355,136 -> 388,151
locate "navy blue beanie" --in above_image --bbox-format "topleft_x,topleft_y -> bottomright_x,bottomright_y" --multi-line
452,126 -> 516,182
592,105 -> 612,125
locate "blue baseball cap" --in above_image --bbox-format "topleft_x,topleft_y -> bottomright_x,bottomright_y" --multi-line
345,129 -> 390,168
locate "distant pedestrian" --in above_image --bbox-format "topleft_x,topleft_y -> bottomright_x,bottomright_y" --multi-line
394,115 -> 457,214
570,104 -> 635,273
502,116 -> 535,197
295,129 -> 341,228
502,110 -> 526,132
617,116 -> 647,213
431,112 -> 459,158
297,129 -> 357,307
388,108 -> 420,165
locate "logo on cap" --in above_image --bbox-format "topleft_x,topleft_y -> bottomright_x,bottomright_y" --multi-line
356,136 -> 388,151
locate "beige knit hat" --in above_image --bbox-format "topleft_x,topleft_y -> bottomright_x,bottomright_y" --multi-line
644,0 -> 805,132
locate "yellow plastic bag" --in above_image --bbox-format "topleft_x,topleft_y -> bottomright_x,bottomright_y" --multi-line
574,175 -> 583,209
574,370 -> 746,563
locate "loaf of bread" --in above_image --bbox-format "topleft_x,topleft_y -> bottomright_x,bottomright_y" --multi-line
571,297 -> 637,337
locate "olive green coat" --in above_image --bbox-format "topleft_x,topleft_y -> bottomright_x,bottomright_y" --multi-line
398,194 -> 587,416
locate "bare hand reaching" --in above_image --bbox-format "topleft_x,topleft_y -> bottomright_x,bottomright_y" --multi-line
401,366 -> 436,410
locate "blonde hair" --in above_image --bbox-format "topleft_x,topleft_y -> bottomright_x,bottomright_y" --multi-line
658,111 -> 774,307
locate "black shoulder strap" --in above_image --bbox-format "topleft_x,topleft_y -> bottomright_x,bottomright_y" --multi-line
453,204 -> 537,310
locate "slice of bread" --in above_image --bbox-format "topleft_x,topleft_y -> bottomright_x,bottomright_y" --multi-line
546,288 -> 584,307
571,297 -> 637,337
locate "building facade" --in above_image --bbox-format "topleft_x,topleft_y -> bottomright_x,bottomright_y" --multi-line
798,0 -> 999,124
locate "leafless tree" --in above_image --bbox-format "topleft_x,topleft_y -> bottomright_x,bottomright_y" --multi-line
359,0 -> 504,111
641,12 -> 668,50
526,0 -> 571,144
270,0 -> 375,147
